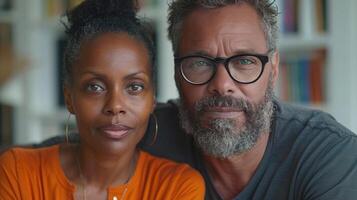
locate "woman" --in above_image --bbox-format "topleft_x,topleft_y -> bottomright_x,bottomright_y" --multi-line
0,0 -> 205,199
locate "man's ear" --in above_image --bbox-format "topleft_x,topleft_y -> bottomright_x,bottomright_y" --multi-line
270,50 -> 280,87
63,85 -> 75,114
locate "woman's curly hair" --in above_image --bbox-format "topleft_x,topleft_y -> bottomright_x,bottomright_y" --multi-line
62,0 -> 155,86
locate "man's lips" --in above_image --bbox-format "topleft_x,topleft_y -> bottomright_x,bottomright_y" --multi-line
200,107 -> 245,118
98,124 -> 132,140
202,106 -> 244,112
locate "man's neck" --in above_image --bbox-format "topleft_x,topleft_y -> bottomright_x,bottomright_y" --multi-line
203,133 -> 270,200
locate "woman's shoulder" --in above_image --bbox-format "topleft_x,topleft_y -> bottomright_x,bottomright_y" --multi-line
138,150 -> 204,182
133,150 -> 205,199
0,145 -> 60,171
140,150 -> 192,169
1,145 -> 59,160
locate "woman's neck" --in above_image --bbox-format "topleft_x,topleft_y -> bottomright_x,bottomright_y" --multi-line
76,144 -> 138,188
60,143 -> 138,190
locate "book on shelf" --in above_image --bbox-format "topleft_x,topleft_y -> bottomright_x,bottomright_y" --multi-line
297,57 -> 312,103
45,0 -> 64,17
277,49 -> 326,104
278,0 -> 299,34
0,22 -> 27,86
0,103 -> 14,145
68,0 -> 83,8
309,50 -> 325,103
0,22 -> 13,85
315,0 -> 328,33
278,0 -> 328,34
45,0 -> 84,17
0,22 -> 12,45
0,0 -> 12,11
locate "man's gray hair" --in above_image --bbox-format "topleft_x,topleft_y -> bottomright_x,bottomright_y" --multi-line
167,0 -> 279,56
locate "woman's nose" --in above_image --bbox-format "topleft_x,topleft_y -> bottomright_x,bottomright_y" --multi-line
103,91 -> 126,116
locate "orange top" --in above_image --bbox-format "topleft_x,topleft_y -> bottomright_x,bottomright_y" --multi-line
0,145 -> 205,200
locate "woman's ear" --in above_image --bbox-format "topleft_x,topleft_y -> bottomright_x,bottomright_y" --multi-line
152,97 -> 157,113
63,85 -> 75,114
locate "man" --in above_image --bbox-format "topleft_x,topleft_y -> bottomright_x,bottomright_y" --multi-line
152,0 -> 357,199
3,0 -> 357,199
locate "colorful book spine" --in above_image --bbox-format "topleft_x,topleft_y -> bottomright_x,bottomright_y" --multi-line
279,49 -> 326,104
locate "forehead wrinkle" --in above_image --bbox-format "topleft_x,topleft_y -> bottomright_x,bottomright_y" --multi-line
210,23 -> 267,57
179,4 -> 268,57
181,38 -> 216,56
218,33 -> 254,56
225,36 -> 259,54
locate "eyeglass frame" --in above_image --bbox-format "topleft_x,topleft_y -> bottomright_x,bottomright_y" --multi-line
174,53 -> 270,85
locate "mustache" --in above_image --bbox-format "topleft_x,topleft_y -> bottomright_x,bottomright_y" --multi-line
194,95 -> 252,112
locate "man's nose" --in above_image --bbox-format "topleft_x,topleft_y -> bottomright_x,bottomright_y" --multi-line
207,64 -> 237,96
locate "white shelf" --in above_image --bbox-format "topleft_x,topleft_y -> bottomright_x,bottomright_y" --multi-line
138,5 -> 165,20
36,108 -> 75,125
38,17 -> 65,32
0,76 -> 24,107
278,34 -> 329,52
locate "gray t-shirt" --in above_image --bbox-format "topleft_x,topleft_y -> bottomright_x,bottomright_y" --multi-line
141,100 -> 357,200
36,100 -> 357,200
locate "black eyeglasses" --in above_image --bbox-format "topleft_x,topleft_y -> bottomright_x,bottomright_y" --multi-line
174,53 -> 269,85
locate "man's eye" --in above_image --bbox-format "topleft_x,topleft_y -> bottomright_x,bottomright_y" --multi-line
192,60 -> 211,68
195,60 -> 208,66
238,58 -> 254,65
86,83 -> 105,92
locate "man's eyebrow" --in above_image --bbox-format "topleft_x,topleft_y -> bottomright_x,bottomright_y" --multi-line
181,50 -> 211,57
231,49 -> 263,55
180,49 -> 267,57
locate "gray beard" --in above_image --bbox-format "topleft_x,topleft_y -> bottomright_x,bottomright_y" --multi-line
178,81 -> 275,158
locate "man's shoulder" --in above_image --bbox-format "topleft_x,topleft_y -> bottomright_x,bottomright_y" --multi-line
253,101 -> 357,200
274,100 -> 356,138
141,100 -> 197,164
272,100 -> 357,161
275,100 -> 333,124
155,100 -> 180,116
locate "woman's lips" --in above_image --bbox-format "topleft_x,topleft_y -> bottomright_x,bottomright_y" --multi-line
98,124 -> 132,140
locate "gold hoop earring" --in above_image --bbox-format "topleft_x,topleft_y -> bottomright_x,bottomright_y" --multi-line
65,113 -> 71,144
149,113 -> 158,146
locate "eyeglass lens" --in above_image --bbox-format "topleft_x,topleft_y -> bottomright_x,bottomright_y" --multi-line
180,55 -> 263,84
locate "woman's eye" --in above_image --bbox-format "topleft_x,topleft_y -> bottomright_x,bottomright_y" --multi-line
86,83 -> 105,92
127,83 -> 144,94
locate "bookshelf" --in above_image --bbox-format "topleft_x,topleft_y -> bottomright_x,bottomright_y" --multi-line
0,0 -> 356,145
0,0 -> 16,145
276,0 -> 357,133
275,0 -> 328,105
